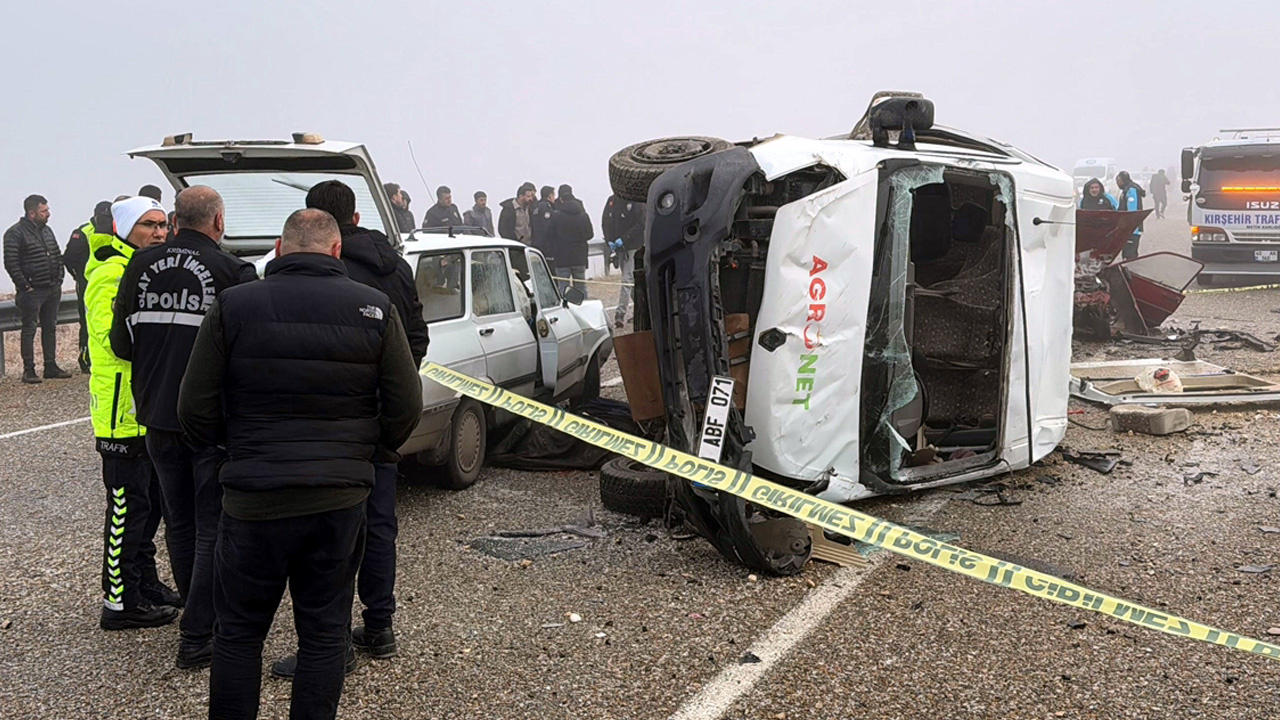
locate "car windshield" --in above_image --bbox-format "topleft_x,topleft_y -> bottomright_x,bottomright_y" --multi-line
182,172 -> 386,238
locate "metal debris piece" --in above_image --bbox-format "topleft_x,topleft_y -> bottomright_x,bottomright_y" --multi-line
1062,450 -> 1121,474
1237,565 -> 1274,574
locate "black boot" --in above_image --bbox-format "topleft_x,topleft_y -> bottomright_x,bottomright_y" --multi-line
43,364 -> 72,380
100,603 -> 179,631
141,580 -> 183,608
270,644 -> 357,679
352,625 -> 398,659
21,368 -> 41,384
176,635 -> 213,670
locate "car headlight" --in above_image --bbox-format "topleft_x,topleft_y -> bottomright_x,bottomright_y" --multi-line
1193,227 -> 1228,243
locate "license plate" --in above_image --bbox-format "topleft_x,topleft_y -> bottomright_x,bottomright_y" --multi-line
697,376 -> 736,463
1256,250 -> 1279,262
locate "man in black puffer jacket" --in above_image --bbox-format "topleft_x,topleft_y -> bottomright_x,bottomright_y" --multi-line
283,179 -> 427,667
4,194 -> 70,383
178,209 -> 421,720
109,186 -> 257,670
547,185 -> 594,293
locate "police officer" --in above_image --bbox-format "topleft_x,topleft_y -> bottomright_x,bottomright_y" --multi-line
65,201 -> 113,373
110,186 -> 256,668
601,194 -> 646,329
179,209 -> 421,719
88,196 -> 180,630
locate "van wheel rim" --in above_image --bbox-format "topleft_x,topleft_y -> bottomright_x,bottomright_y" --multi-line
456,412 -> 482,472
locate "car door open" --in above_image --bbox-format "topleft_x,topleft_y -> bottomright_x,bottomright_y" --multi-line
526,249 -> 586,396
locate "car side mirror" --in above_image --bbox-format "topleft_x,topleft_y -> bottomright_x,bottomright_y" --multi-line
1181,179 -> 1192,194
563,286 -> 585,306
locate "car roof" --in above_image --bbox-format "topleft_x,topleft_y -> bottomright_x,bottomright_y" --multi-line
401,234 -> 533,254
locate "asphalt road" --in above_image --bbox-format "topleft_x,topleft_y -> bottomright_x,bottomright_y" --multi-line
2,200 -> 1280,719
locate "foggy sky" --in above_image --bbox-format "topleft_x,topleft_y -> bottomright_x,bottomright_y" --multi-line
3,0 -> 1277,291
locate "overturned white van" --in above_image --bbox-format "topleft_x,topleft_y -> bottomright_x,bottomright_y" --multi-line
610,93 -> 1076,574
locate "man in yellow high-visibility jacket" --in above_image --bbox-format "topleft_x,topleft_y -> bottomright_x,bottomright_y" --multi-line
86,196 -> 179,630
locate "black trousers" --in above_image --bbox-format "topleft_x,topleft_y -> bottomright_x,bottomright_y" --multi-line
100,448 -> 164,610
357,462 -> 398,631
1122,234 -> 1142,260
17,285 -> 61,371
210,504 -> 365,720
75,277 -> 88,367
147,429 -> 223,640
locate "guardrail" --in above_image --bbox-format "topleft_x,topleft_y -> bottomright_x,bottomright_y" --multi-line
0,292 -> 80,376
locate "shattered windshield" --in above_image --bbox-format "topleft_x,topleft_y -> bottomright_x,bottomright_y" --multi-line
182,172 -> 386,238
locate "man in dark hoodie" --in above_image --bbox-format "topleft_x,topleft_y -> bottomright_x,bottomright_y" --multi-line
498,182 -> 536,244
268,180 -> 428,671
548,184 -> 594,293
1079,178 -> 1117,211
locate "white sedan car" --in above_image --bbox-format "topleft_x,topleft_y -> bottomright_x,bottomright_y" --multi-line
129,133 -> 613,489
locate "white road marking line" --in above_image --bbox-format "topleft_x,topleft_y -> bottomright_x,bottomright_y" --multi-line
0,416 -> 91,440
669,495 -> 950,720
602,377 -> 624,388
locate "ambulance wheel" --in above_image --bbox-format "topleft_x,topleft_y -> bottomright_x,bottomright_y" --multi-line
440,399 -> 486,490
608,136 -> 732,203
599,457 -> 669,519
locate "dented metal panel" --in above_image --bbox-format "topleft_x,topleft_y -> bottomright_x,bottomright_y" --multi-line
743,167 -> 878,490
1070,359 -> 1280,406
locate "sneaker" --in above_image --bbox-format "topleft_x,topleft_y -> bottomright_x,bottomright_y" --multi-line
270,645 -> 357,679
43,364 -> 72,380
21,368 -> 41,384
176,636 -> 213,670
100,603 -> 179,631
141,580 -> 183,608
352,625 -> 398,659
614,318 -> 626,330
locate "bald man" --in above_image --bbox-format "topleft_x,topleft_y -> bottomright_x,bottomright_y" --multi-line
179,208 -> 420,720
110,185 -> 256,669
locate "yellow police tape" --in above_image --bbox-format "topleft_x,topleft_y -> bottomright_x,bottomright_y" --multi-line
1185,281 -> 1280,296
421,362 -> 1280,662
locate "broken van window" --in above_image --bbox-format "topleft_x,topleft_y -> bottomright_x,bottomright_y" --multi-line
862,165 -> 943,477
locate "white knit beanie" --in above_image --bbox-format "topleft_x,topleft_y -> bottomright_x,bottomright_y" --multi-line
111,196 -> 165,240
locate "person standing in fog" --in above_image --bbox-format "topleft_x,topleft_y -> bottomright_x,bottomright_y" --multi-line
179,209 -> 420,720
498,182 -> 536,244
88,196 -> 180,631
65,201 -> 113,374
464,191 -> 495,236
422,186 -> 463,228
548,185 -> 593,293
601,194 -> 645,328
109,186 -> 256,669
4,195 -> 71,383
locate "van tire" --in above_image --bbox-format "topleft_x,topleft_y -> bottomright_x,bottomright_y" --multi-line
608,136 -> 732,203
440,399 -> 486,490
599,457 -> 669,519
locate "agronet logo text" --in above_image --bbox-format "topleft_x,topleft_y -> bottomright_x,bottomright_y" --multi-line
793,255 -> 828,411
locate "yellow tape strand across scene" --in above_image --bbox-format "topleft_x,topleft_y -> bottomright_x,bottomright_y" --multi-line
421,362 -> 1280,662
1185,282 -> 1280,296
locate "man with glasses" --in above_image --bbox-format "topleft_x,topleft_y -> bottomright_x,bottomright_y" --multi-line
110,186 -> 256,668
87,196 -> 180,631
